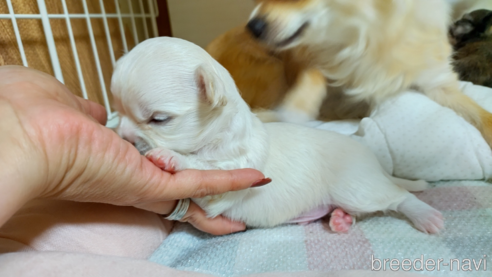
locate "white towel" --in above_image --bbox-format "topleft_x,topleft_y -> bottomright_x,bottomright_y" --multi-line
314,82 -> 492,181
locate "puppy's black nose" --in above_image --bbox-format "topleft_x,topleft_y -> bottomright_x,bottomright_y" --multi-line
247,18 -> 267,39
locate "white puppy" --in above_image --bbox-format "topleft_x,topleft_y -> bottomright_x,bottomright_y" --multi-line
111,37 -> 444,234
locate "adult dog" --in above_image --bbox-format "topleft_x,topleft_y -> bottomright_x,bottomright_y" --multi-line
208,0 -> 492,145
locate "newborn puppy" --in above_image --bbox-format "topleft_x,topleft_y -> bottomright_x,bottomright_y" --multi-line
449,9 -> 492,88
111,37 -> 444,234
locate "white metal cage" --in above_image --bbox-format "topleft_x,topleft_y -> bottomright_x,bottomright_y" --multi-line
0,0 -> 161,128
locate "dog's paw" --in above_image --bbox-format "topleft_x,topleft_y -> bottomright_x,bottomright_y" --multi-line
145,148 -> 185,173
411,209 -> 444,235
252,109 -> 281,123
276,107 -> 314,124
328,208 -> 354,234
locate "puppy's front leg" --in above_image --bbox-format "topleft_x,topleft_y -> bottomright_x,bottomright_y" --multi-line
145,148 -> 216,173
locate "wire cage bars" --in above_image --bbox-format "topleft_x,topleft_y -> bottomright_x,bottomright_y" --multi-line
0,0 -> 160,128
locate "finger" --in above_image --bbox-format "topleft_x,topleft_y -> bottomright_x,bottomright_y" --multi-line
163,169 -> 269,199
76,125 -> 266,205
133,200 -> 178,215
181,202 -> 246,236
74,96 -> 108,125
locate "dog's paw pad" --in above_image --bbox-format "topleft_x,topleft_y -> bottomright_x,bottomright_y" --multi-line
413,210 -> 444,234
145,149 -> 179,173
329,208 -> 353,233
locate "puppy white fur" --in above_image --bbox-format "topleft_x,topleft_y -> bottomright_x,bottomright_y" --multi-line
111,37 -> 443,234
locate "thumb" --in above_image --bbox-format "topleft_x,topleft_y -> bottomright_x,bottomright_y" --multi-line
161,168 -> 268,200
77,125 -> 267,205
132,156 -> 267,201
74,96 -> 108,125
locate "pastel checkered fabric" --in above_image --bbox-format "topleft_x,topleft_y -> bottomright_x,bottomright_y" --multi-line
149,180 -> 492,277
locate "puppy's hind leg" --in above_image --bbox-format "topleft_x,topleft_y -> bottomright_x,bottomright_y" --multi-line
329,208 -> 355,234
333,173 -> 443,234
416,65 -> 492,147
397,194 -> 444,234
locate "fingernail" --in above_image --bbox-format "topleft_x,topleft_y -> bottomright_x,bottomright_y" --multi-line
252,178 -> 272,187
233,226 -> 247,233
231,222 -> 247,233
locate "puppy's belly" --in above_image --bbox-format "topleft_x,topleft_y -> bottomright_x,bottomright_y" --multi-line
220,186 -> 333,228
197,179 -> 334,228
286,204 -> 336,225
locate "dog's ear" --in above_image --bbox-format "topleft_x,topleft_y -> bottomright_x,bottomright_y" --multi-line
485,12 -> 492,36
452,21 -> 474,38
195,65 -> 228,108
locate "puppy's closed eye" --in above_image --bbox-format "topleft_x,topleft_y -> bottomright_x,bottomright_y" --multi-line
149,115 -> 172,125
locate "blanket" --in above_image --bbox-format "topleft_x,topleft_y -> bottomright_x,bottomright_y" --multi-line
149,180 -> 492,276
313,82 -> 492,181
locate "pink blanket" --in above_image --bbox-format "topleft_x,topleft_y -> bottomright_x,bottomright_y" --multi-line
0,200 -> 421,276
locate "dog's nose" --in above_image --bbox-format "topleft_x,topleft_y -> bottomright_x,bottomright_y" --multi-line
247,18 -> 267,39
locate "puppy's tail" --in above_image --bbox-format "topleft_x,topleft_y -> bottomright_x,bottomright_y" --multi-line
390,176 -> 429,192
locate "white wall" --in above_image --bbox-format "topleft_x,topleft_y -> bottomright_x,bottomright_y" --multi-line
167,0 -> 256,48
167,0 -> 492,48
447,0 -> 492,20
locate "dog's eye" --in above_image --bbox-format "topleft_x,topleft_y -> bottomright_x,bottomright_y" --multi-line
149,115 -> 172,125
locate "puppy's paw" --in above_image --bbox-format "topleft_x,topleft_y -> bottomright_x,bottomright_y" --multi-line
411,208 -> 444,235
398,195 -> 445,234
328,208 -> 354,234
145,148 -> 185,173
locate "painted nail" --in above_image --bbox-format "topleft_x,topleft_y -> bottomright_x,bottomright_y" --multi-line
252,178 -> 272,187
231,222 -> 247,233
233,226 -> 248,233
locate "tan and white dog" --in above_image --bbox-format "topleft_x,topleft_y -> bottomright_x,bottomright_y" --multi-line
209,0 -> 492,146
111,37 -> 444,234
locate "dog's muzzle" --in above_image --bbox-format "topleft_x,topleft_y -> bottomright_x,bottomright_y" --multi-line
247,17 -> 268,39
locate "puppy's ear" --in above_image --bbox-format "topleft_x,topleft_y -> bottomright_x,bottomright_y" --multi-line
195,65 -> 228,108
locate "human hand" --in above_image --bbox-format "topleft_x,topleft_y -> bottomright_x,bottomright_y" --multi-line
0,66 -> 268,235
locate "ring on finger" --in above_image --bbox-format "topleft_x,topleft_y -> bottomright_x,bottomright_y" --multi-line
163,198 -> 191,221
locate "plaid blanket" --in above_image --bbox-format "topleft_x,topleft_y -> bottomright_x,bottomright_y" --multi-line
149,180 -> 492,277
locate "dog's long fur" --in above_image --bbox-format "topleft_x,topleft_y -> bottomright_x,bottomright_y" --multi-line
111,37 -> 444,234
449,9 -> 492,88
207,27 -> 370,122
208,0 -> 492,145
